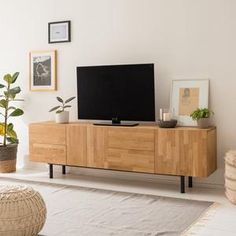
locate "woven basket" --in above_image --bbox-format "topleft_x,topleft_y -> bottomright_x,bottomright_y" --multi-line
0,185 -> 47,236
225,151 -> 236,204
0,145 -> 17,173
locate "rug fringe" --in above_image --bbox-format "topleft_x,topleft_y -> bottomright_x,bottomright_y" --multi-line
181,202 -> 220,235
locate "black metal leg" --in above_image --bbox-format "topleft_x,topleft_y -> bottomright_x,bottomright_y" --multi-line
180,176 -> 185,193
49,164 -> 53,179
188,176 -> 193,188
62,165 -> 66,175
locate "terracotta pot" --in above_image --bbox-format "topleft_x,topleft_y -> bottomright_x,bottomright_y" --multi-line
197,118 -> 209,128
55,111 -> 69,124
0,144 -> 17,173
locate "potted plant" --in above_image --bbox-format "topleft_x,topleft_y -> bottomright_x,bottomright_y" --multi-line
190,108 -> 214,128
49,96 -> 75,123
0,72 -> 24,173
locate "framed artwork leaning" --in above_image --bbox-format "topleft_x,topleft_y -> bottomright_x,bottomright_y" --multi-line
170,79 -> 209,126
29,50 -> 57,91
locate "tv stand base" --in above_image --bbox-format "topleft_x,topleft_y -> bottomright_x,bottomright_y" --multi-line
48,164 -> 193,193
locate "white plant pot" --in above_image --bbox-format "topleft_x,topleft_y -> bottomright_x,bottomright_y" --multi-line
197,118 -> 209,128
55,111 -> 69,124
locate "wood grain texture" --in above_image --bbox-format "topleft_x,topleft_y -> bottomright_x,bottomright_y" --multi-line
155,128 -> 216,177
104,127 -> 155,172
30,143 -> 66,164
66,124 -> 87,166
86,125 -> 106,168
29,122 -> 216,178
107,127 -> 155,151
29,123 -> 66,145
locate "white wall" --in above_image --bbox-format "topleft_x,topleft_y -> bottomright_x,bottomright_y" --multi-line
1,0 -> 235,185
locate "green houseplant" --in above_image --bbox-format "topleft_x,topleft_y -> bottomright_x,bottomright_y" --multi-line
49,96 -> 75,123
0,72 -> 24,173
190,108 -> 214,128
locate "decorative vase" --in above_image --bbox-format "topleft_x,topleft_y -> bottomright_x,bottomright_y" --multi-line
197,118 -> 209,128
0,144 -> 17,173
55,111 -> 69,124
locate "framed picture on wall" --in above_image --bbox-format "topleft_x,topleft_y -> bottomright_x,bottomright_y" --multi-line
170,79 -> 209,126
29,50 -> 57,91
48,21 -> 71,43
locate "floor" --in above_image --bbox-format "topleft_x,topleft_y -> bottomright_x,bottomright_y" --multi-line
0,169 -> 236,236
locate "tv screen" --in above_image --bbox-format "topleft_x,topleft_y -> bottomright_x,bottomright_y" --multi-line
77,64 -> 155,122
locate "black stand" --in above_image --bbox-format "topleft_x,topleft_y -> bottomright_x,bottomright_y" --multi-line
188,176 -> 193,188
180,176 -> 185,193
49,164 -> 53,179
62,165 -> 66,175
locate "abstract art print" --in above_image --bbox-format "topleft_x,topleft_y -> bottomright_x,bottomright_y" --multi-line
29,50 -> 57,91
171,79 -> 209,126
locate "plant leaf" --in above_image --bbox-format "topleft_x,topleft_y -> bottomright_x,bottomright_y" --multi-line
56,110 -> 63,113
63,105 -> 71,109
7,129 -> 17,139
49,106 -> 60,112
0,123 -> 5,136
12,72 -> 19,83
0,84 -> 5,88
7,137 -> 18,144
0,99 -> 7,108
56,97 -> 63,103
9,108 -> 24,117
7,123 -> 14,132
3,74 -> 13,84
65,96 -> 76,104
9,86 -> 21,95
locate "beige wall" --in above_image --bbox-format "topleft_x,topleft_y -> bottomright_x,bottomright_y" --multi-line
1,0 -> 235,185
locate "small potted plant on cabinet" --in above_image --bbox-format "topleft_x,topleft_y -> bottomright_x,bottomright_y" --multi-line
190,108 -> 214,128
49,96 -> 75,123
0,72 -> 24,173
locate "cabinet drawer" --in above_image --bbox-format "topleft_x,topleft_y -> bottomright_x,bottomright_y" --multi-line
29,124 -> 66,145
107,128 -> 155,151
29,143 -> 66,164
105,148 -> 154,173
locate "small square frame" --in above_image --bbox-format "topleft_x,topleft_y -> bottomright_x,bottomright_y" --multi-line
48,21 -> 71,43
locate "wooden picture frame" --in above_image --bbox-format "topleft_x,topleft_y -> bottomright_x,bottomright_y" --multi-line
170,79 -> 209,126
48,21 -> 71,43
29,50 -> 57,91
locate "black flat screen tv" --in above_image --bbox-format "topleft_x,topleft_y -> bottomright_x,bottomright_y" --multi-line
77,63 -> 155,125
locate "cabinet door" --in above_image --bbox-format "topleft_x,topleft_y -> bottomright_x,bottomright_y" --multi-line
155,128 -> 215,177
87,125 -> 106,168
29,123 -> 66,164
104,127 -> 155,173
67,124 -> 87,166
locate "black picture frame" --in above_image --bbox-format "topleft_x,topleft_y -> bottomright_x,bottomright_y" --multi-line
48,20 -> 71,44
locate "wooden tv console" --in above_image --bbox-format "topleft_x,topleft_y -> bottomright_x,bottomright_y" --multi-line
29,122 -> 217,193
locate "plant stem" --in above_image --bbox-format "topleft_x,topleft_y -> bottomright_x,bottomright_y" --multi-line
3,83 -> 10,146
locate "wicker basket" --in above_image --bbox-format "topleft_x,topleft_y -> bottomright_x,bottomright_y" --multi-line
0,185 -> 47,236
225,151 -> 236,204
0,145 -> 17,173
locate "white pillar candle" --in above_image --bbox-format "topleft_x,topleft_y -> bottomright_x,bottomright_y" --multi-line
163,113 -> 172,121
159,109 -> 163,120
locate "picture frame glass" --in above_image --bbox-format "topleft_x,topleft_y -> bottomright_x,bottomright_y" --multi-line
50,23 -> 69,42
171,79 -> 209,126
30,51 -> 56,91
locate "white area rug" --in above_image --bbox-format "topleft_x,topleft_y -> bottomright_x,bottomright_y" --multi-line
0,178 -> 214,236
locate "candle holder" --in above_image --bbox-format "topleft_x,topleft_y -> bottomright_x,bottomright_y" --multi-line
158,108 -> 177,128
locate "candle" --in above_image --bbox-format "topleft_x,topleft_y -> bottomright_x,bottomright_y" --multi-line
159,109 -> 163,120
163,112 -> 172,121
